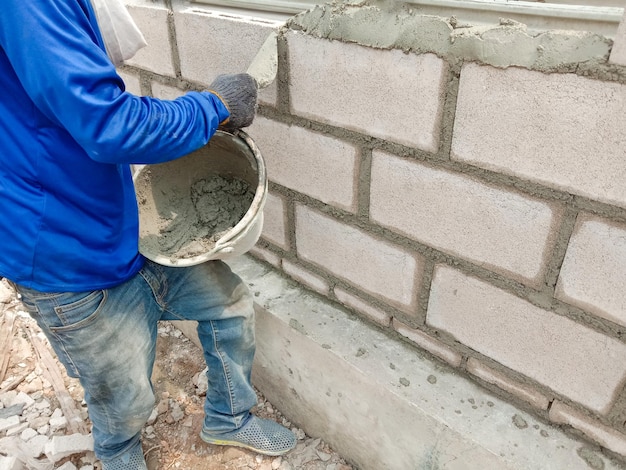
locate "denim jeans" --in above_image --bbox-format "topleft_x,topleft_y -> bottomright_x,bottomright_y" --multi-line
15,259 -> 258,462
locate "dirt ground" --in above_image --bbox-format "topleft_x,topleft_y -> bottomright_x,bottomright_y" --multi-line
0,280 -> 355,470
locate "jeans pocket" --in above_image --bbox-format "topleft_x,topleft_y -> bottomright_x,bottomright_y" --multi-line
23,290 -> 108,333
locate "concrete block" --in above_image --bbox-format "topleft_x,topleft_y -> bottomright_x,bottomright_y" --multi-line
452,64 -> 626,209
226,255 -> 623,470
282,260 -> 330,295
550,401 -> 626,457
258,85 -> 278,108
393,319 -> 462,367
610,11 -> 626,66
248,246 -> 282,268
371,150 -> 561,287
556,214 -> 626,328
295,205 -> 422,313
44,434 -> 94,463
466,358 -> 550,410
334,288 -> 392,327
248,117 -> 359,212
116,70 -> 141,95
126,5 -> 175,76
260,192 -> 288,249
427,265 -> 626,414
252,48 -> 278,108
151,82 -> 184,100
173,6 -> 282,106
287,32 -> 447,152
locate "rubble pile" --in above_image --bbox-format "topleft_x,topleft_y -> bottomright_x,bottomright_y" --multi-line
0,279 -> 355,470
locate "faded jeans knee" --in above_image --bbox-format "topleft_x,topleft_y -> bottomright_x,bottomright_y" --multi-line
15,284 -> 159,460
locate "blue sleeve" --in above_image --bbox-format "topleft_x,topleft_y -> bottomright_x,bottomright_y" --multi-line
0,0 -> 230,165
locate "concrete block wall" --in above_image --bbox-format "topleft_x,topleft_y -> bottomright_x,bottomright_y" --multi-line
122,0 -> 626,463
611,11 -> 626,66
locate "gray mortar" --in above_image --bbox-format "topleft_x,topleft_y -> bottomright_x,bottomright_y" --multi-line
136,173 -> 254,260
286,0 -> 624,81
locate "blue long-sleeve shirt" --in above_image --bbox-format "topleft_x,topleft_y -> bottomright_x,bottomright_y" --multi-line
0,0 -> 230,291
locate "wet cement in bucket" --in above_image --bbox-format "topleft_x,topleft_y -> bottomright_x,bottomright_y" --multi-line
136,170 -> 254,261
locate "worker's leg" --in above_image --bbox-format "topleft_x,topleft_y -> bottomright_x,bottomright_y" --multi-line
155,260 -> 296,455
15,272 -> 162,469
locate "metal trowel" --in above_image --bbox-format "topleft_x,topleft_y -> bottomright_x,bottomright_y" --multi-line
246,31 -> 279,89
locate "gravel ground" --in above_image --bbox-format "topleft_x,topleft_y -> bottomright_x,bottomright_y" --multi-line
0,279 -> 356,470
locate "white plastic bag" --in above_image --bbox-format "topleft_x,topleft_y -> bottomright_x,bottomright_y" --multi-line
89,0 -> 147,66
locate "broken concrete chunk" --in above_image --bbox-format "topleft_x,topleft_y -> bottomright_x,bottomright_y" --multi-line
5,422 -> 29,436
44,433 -> 94,463
0,403 -> 24,420
0,391 -> 17,407
0,415 -> 21,432
49,415 -> 68,432
0,455 -> 23,470
28,434 -> 50,458
146,407 -> 158,425
12,392 -> 35,409
170,402 -> 184,422
57,462 -> 78,470
20,427 -> 38,442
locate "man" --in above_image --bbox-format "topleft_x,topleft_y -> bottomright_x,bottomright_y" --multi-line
0,1 -> 296,469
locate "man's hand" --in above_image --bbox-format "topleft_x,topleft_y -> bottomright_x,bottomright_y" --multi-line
208,73 -> 258,130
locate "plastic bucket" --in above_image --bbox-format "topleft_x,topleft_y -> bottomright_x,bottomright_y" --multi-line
133,130 -> 267,267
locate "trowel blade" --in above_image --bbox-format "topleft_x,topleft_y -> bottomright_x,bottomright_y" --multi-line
247,31 -> 278,89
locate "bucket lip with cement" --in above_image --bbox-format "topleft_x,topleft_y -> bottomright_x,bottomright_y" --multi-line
135,129 -> 267,267
218,130 -> 267,243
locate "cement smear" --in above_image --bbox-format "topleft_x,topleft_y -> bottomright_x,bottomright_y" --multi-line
136,173 -> 254,260
287,1 -> 615,73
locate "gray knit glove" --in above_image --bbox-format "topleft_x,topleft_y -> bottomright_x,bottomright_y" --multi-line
208,73 -> 258,130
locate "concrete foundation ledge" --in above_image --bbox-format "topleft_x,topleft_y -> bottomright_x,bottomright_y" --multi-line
176,255 -> 621,470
